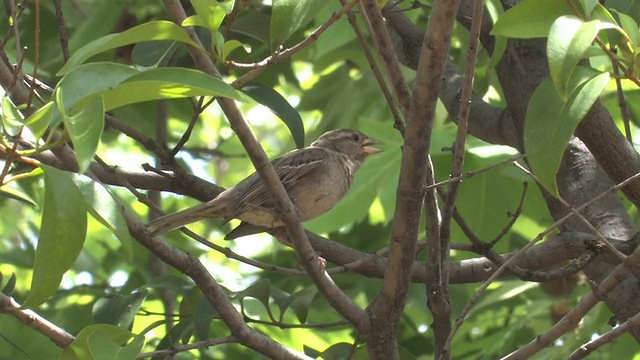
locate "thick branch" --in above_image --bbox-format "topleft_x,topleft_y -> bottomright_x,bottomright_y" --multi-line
575,103 -> 640,208
366,1 -> 461,359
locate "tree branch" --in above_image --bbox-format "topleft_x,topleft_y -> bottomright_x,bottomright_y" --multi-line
0,292 -> 75,349
162,0 -> 371,333
366,1 -> 461,359
124,211 -> 309,359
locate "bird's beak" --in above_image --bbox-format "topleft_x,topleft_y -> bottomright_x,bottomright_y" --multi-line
362,137 -> 383,155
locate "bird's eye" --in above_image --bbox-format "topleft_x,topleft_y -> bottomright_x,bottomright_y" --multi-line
351,133 -> 360,142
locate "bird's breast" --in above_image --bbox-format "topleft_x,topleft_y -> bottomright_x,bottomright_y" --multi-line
291,158 -> 354,221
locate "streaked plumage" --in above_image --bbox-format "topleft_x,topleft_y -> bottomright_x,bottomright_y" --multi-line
147,129 -> 382,239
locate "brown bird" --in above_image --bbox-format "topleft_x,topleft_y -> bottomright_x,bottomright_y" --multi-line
148,129 -> 382,239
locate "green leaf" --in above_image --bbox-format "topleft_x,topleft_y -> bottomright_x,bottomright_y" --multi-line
488,35 -> 508,70
24,166 -> 87,307
492,0 -> 575,38
0,174 -> 40,207
59,95 -> 104,174
144,275 -> 193,295
230,12 -> 271,45
55,63 -> 139,112
580,0 -> 598,17
23,101 -> 54,139
234,279 -> 277,321
58,21 -> 205,76
93,290 -> 148,329
76,178 -> 133,261
467,280 -> 538,318
130,40 -> 179,68
153,320 -> 194,353
286,286 -> 318,323
270,0 -> 329,49
55,63 -> 244,113
2,273 -> 16,295
222,39 -> 250,61
611,9 -> 639,47
241,83 -> 304,148
58,324 -> 143,360
102,67 -> 244,110
86,333 -> 143,360
194,297 -> 218,340
182,15 -> 208,28
319,343 -> 361,359
212,31 -> 225,58
191,0 -> 229,34
548,16 -> 601,99
1,96 -> 24,135
524,71 -> 609,196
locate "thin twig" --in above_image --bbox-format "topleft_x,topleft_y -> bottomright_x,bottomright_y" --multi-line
231,0 -> 360,88
359,1 -> 412,126
171,96 -> 206,156
426,154 -> 525,189
609,45 -> 632,143
340,0 -> 405,135
53,0 -> 71,61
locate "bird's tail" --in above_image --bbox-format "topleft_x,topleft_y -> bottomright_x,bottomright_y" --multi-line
147,200 -> 223,236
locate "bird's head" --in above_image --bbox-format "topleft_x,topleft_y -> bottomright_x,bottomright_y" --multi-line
311,129 -> 382,161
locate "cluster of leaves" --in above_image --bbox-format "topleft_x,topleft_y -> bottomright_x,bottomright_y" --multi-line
494,0 -> 640,195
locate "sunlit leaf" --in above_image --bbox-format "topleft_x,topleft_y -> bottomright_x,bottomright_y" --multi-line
102,67 -> 244,110
191,0 -> 229,34
222,39 -> 250,61
58,21 -> 204,75
1,96 -> 24,135
547,16 -> 601,98
524,71 -> 609,196
23,101 -> 54,139
56,63 -> 244,114
610,8 -> 639,48
0,180 -> 39,207
492,0 -> 575,38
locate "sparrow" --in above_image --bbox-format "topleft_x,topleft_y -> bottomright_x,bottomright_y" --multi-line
147,129 -> 382,239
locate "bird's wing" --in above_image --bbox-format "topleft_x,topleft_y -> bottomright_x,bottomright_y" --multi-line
227,147 -> 330,218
